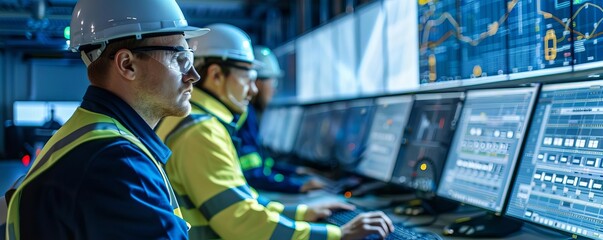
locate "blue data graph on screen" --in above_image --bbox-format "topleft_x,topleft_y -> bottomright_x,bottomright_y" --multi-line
419,0 -> 583,83
574,0 -> 603,68
458,0 -> 508,80
508,0 -> 573,73
418,0 -> 461,83
540,0 -> 573,67
508,0 -> 573,75
419,0 -> 510,83
508,0 -> 538,74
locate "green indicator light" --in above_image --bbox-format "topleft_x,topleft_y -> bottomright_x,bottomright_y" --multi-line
64,26 -> 70,40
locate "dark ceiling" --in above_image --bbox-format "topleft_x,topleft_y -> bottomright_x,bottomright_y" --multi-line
0,0 -> 291,51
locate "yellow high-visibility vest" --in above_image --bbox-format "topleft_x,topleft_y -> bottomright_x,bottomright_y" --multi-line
5,108 -> 185,240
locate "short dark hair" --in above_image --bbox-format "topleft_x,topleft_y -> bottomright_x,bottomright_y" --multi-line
86,38 -> 151,85
194,57 -> 233,87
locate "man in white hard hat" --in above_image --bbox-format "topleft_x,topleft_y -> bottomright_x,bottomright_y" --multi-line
4,0 -> 206,239
156,23 -> 394,240
237,46 -> 324,194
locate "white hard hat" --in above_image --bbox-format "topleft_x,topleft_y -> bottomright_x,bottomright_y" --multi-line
254,46 -> 283,79
189,23 -> 255,63
69,0 -> 209,63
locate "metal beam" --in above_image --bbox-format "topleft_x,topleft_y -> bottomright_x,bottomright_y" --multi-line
0,10 -> 70,20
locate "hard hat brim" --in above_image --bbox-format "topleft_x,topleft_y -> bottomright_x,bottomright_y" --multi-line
183,27 -> 211,39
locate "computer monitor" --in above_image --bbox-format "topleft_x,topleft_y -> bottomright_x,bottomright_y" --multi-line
13,101 -> 80,126
333,99 -> 375,170
356,95 -> 413,182
390,92 -> 463,193
8,101 -> 80,161
437,86 -> 538,213
267,107 -> 289,152
258,107 -> 279,151
294,103 -> 341,168
275,106 -> 304,154
506,80 -> 603,239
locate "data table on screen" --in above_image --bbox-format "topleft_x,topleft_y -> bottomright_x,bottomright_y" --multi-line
507,80 -> 603,240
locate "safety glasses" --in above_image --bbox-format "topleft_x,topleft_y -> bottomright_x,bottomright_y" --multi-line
129,46 -> 194,75
220,61 -> 258,83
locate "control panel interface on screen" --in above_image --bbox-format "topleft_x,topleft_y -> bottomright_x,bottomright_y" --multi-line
437,87 -> 537,213
507,80 -> 603,240
391,92 -> 463,192
357,95 -> 413,182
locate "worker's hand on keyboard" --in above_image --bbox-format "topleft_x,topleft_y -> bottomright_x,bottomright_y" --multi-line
304,202 -> 356,221
300,178 -> 325,192
340,211 -> 394,240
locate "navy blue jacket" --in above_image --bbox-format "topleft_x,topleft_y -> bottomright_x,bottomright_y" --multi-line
19,86 -> 188,239
237,106 -> 303,193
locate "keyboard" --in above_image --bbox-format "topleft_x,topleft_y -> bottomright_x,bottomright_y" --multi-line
325,209 -> 440,240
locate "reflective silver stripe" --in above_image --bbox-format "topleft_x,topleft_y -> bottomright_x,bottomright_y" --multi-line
189,225 -> 220,239
28,122 -> 119,176
164,114 -> 211,144
199,186 -> 253,220
176,194 -> 195,209
282,206 -> 297,219
168,189 -> 179,210
257,196 -> 270,207
269,216 -> 296,240
309,223 -> 329,240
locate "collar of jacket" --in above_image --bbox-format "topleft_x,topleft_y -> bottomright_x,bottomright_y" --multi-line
191,87 -> 235,124
80,85 -> 172,164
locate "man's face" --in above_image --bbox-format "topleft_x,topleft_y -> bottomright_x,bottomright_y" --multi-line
133,35 -> 200,118
221,62 -> 258,114
253,78 -> 276,112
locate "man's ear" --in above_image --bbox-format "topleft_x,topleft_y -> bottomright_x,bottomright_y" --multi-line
114,49 -> 136,81
207,63 -> 225,86
254,79 -> 264,89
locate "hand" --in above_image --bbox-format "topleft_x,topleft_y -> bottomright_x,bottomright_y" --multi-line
304,202 -> 356,222
300,178 -> 324,193
341,211 -> 394,240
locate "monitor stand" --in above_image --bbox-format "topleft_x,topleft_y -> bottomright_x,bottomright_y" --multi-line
443,213 -> 523,238
393,196 -> 459,216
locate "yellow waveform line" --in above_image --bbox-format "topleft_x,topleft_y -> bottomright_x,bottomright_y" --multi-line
538,1 -> 603,41
420,0 -> 519,51
420,0 -> 603,51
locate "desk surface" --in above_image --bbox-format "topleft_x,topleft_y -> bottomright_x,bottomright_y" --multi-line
260,190 -> 568,240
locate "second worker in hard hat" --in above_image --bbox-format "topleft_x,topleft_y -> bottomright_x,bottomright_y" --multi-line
236,46 -> 324,193
156,23 -> 394,239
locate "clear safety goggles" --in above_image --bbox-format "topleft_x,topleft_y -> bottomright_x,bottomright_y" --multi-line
129,46 -> 194,75
220,61 -> 258,83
